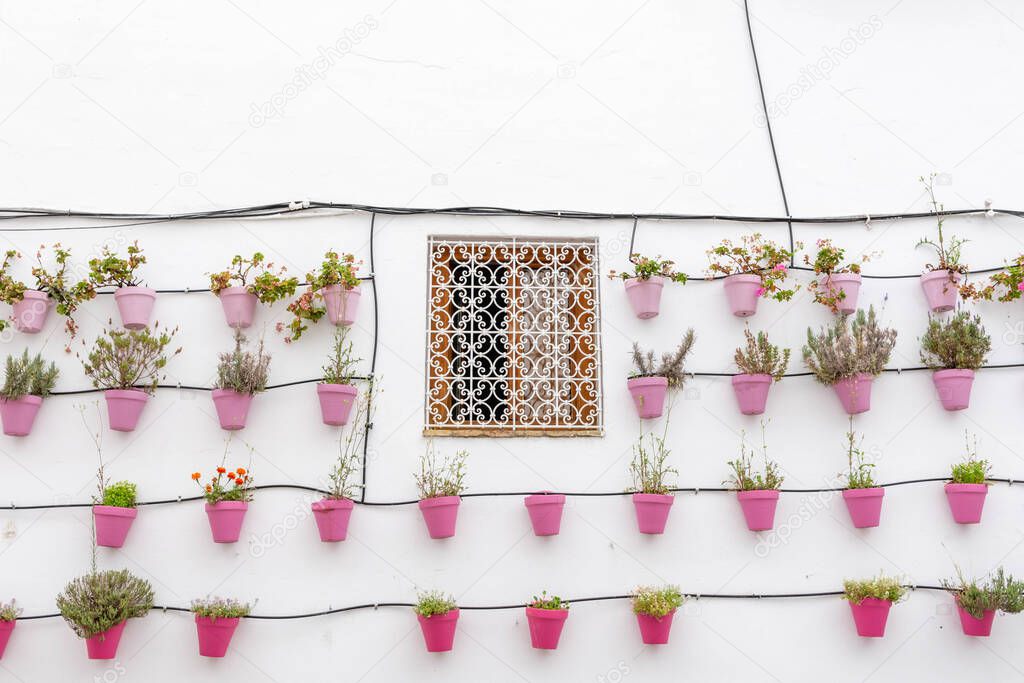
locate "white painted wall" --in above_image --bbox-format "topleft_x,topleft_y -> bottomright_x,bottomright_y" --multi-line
1,0 -> 1024,681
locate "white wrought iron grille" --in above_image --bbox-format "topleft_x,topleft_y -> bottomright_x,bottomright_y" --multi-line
425,236 -> 603,436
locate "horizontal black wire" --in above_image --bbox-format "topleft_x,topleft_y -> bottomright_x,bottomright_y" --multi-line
88,274 -> 374,296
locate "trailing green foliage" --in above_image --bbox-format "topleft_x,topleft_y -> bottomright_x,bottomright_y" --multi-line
87,241 -> 146,289
608,254 -> 688,283
209,252 -> 298,304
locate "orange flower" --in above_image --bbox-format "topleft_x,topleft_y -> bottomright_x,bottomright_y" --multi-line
191,472 -> 201,480
205,485 -> 212,492
236,468 -> 246,475
216,467 -> 226,474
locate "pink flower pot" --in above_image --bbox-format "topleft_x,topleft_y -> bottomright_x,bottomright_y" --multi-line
205,501 -> 248,543
417,609 -> 459,652
932,369 -> 974,411
317,383 -> 358,426
11,290 -> 50,333
945,483 -> 987,524
632,493 -> 674,534
737,490 -> 780,531
627,376 -> 668,419
731,374 -> 772,415
195,615 -> 240,657
0,620 -> 15,658
920,270 -> 960,313
93,505 -> 137,548
103,389 -> 149,432
956,600 -> 996,637
832,374 -> 874,415
526,607 -> 568,650
842,488 -> 884,528
524,493 -> 566,536
211,389 -> 253,430
635,610 -> 675,645
114,287 -> 156,330
311,498 -> 355,542
418,496 -> 461,539
848,598 -> 892,637
623,276 -> 665,319
218,287 -> 257,329
0,395 -> 42,436
723,274 -> 762,317
323,285 -> 361,326
820,273 -> 861,315
86,620 -> 126,659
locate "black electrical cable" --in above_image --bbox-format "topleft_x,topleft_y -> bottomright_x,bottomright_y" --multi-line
360,212 -> 380,504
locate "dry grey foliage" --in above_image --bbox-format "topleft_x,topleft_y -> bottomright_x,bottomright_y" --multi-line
802,307 -> 897,385
734,328 -> 790,380
215,332 -> 270,395
630,329 -> 696,388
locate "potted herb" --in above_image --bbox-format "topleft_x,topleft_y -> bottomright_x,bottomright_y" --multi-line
919,312 -> 990,411
525,592 -> 569,650
725,423 -> 784,531
839,424 -> 883,528
0,250 -> 30,333
191,597 -> 251,657
524,491 -> 566,537
192,463 -> 254,543
80,324 -> 181,431
415,445 -> 467,539
0,600 -> 20,658
87,241 -> 154,329
628,433 -> 677,534
283,251 -> 362,341
627,330 -> 696,419
631,585 -> 684,645
843,574 -> 906,637
803,306 -> 897,415
414,590 -> 459,653
732,327 -> 790,415
31,244 -> 96,340
916,174 -> 968,312
945,434 -> 990,524
0,350 -> 58,436
942,567 -> 1024,637
212,333 -> 270,430
93,480 -> 138,549
706,233 -> 800,317
318,327 -> 361,426
608,253 -> 688,319
209,252 -> 298,329
56,569 -> 154,659
804,239 -> 876,315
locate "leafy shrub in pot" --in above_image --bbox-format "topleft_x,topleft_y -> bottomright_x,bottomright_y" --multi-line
525,592 -> 569,650
628,433 -> 677,534
88,241 -> 155,329
283,251 -> 362,341
0,350 -> 58,436
210,252 -> 298,328
0,245 -> 97,339
919,312 -> 990,411
191,597 -> 252,657
632,585 -> 684,645
415,444 -> 468,539
56,569 -> 154,659
93,480 -> 138,548
803,239 -> 876,314
843,574 -> 906,638
627,330 -> 695,419
706,233 -> 800,316
942,566 -> 1024,637
608,253 -> 688,319
732,327 -> 789,415
414,591 -> 459,652
725,422 -> 783,531
211,332 -> 270,430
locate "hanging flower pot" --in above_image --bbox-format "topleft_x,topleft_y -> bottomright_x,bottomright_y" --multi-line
731,374 -> 772,415
722,274 -> 762,317
211,389 -> 254,430
217,287 -> 258,329
627,376 -> 668,419
848,598 -> 892,638
623,276 -> 665,319
631,586 -> 683,644
205,501 -> 249,543
956,600 -> 996,637
57,570 -> 152,661
0,396 -> 43,437
945,483 -> 987,524
832,374 -> 874,415
12,290 -> 50,333
524,493 -> 565,536
311,498 -> 355,542
419,496 -> 461,539
113,287 -> 156,330
93,505 -> 138,548
86,621 -> 127,659
632,493 -> 674,534
323,285 -> 361,326
317,383 -> 358,426
920,270 -> 961,312
932,369 -> 974,411
0,620 -> 14,658
736,490 -> 780,531
819,273 -> 862,315
842,488 -> 884,528
103,389 -> 149,432
417,608 -> 459,652
635,610 -> 675,645
525,606 -> 569,650
195,616 -> 241,657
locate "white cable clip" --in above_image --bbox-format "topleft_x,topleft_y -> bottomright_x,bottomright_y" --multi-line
184,286 -> 189,294
177,495 -> 182,502
985,199 -> 995,218
693,487 -> 700,495
865,214 -> 871,229
302,198 -> 311,209
896,367 -> 902,375
288,200 -> 303,211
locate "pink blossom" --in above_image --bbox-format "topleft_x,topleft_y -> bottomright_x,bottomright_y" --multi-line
756,287 -> 766,297
773,263 -> 787,271
1017,281 -> 1024,292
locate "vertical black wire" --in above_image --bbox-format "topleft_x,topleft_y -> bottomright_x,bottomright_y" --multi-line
360,212 -> 379,503
627,216 -> 638,258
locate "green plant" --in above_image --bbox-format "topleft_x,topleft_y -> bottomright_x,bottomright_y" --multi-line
919,312 -> 991,370
0,251 -> 27,330
916,173 -> 967,274
706,233 -> 802,302
726,422 -> 784,491
214,332 -> 270,395
101,481 -> 137,508
192,462 -> 254,504
324,380 -> 377,500
842,573 -> 907,604
631,586 -> 685,617
842,423 -> 876,489
608,254 -> 688,283
628,433 -> 677,495
529,591 -> 568,610
56,569 -> 154,639
803,307 -> 897,385
414,590 -> 457,617
960,254 -> 1024,302
950,433 -> 990,484
415,444 -> 468,499
0,600 -> 20,622
943,566 -> 1024,619
734,327 -> 790,380
1,350 -> 58,400
283,251 -> 362,341
87,241 -> 146,289
804,238 -> 878,313
322,327 -> 361,385
80,324 -> 181,393
191,597 -> 252,619
31,244 -> 97,340
209,253 -> 299,304
629,330 -> 696,388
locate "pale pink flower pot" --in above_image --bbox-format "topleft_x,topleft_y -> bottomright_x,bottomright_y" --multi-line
932,369 -> 974,411
317,383 -> 358,426
114,287 -> 156,330
218,287 -> 258,329
920,270 -> 960,313
956,600 -> 995,637
418,609 -> 459,652
945,483 -> 987,524
418,496 -> 461,539
93,505 -> 137,548
11,290 -> 50,333
0,395 -> 42,436
526,607 -> 568,650
632,493 -> 674,534
623,276 -> 665,319
323,285 -> 361,326
731,374 -> 772,415
205,501 -> 248,543
627,376 -> 668,419
0,620 -> 14,658
211,389 -> 253,430
524,493 -> 566,536
820,273 -> 861,314
848,598 -> 892,637
103,389 -> 149,432
832,374 -> 874,415
196,615 -> 240,657
723,274 -> 762,317
842,488 -> 884,528
737,490 -> 780,531
635,610 -> 675,645
311,498 -> 355,542
86,620 -> 126,659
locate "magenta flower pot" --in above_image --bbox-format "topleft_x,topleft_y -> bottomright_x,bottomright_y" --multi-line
311,498 -> 355,542
103,389 -> 149,432
731,374 -> 772,415
0,395 -> 42,436
11,290 -> 50,333
317,383 -> 358,426
323,285 -> 361,326
85,620 -> 126,659
418,609 -> 459,652
632,493 -> 674,534
526,607 -> 568,650
211,389 -> 253,430
627,376 -> 668,419
737,490 -> 780,531
848,598 -> 892,637
218,287 -> 257,329
418,496 -> 461,539
842,488 -> 884,528
945,483 -> 987,524
93,505 -> 137,548
956,600 -> 996,637
196,615 -> 240,657
623,276 -> 665,319
820,273 -> 861,315
832,374 -> 874,415
723,274 -> 762,317
114,287 -> 156,330
0,620 -> 13,658
932,369 -> 974,411
205,501 -> 248,543
920,270 -> 960,313
635,610 -> 675,645
524,493 -> 566,536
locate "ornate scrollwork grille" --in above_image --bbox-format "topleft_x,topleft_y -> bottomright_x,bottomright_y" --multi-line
425,236 -> 603,436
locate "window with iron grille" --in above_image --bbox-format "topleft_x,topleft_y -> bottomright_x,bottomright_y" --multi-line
425,236 -> 603,436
